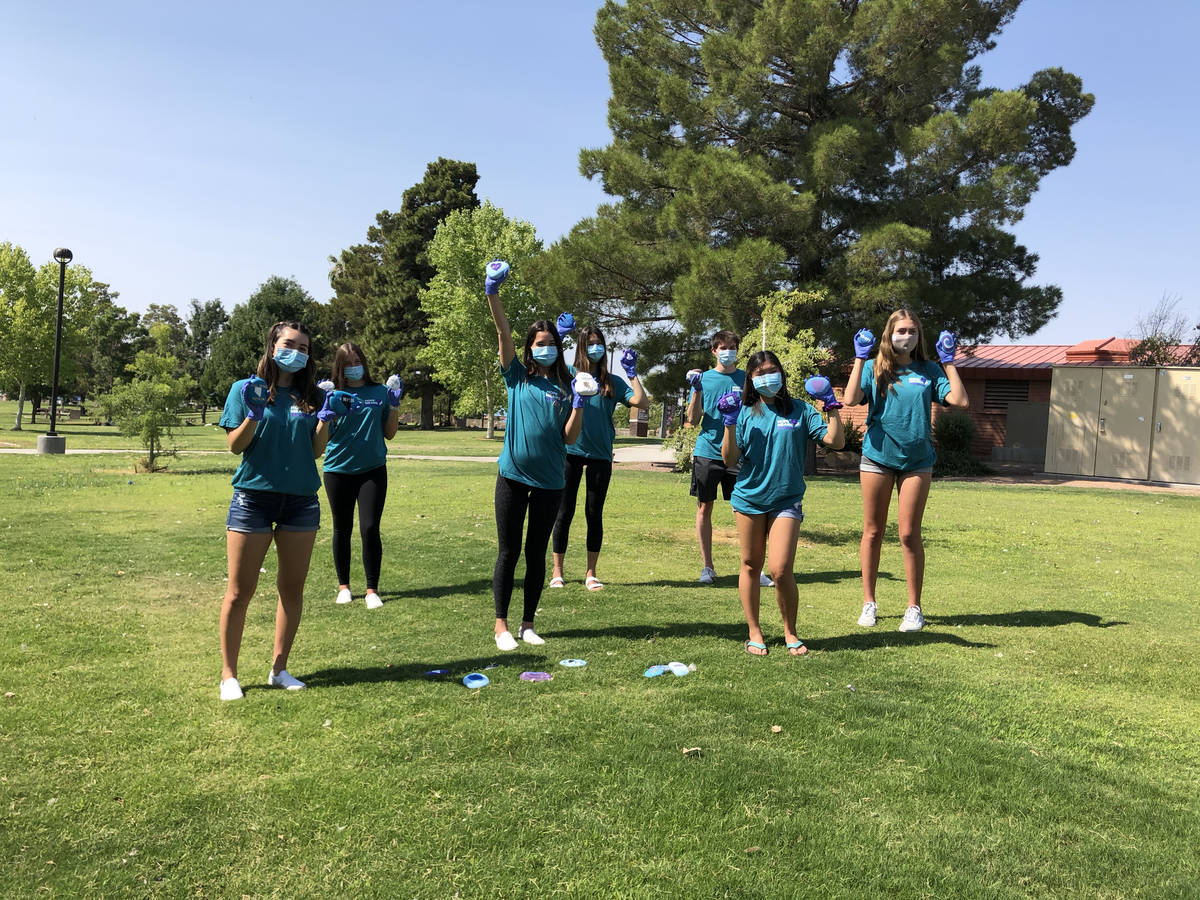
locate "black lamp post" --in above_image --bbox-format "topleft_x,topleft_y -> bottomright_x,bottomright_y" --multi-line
37,248 -> 72,454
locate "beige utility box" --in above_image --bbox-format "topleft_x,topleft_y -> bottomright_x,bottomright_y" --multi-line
1045,366 -> 1199,484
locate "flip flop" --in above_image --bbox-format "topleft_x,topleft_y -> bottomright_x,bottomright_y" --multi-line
744,640 -> 768,657
462,673 -> 489,689
549,576 -> 565,588
786,640 -> 808,656
585,575 -> 604,591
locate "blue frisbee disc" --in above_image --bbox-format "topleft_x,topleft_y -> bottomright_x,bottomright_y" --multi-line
423,668 -> 449,678
462,673 -> 489,689
559,658 -> 587,668
643,665 -> 666,678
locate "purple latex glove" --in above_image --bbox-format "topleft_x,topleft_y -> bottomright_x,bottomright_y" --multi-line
242,376 -> 269,421
484,260 -> 510,294
853,328 -> 876,360
620,349 -> 638,380
804,375 -> 843,411
936,330 -> 957,364
686,368 -> 703,390
716,389 -> 743,426
556,312 -> 576,341
571,384 -> 586,409
386,374 -> 404,407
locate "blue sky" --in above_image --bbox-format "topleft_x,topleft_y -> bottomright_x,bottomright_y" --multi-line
3,1 -> 1197,346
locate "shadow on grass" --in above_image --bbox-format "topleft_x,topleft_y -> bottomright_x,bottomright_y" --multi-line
805,630 -> 995,652
649,568 -> 874,589
370,580 -> 493,602
301,653 -> 550,688
926,610 -> 1129,629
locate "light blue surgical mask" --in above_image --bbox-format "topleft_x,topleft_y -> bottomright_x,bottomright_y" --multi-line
717,349 -> 738,366
273,348 -> 308,373
753,372 -> 783,398
531,346 -> 559,367
586,344 -> 606,361
344,365 -> 364,381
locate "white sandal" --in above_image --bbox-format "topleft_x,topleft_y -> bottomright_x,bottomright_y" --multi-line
549,576 -> 565,588
585,575 -> 604,591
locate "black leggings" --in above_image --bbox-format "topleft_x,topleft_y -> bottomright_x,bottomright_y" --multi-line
493,475 -> 562,622
552,455 -> 613,555
323,465 -> 388,590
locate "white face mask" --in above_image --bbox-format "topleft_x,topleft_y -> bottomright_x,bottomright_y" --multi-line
892,334 -> 918,353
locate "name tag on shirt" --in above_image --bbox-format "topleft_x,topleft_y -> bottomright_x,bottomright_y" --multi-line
775,419 -> 799,430
907,375 -> 929,387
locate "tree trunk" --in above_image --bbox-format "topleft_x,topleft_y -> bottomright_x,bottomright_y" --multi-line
420,381 -> 434,430
485,385 -> 495,440
12,384 -> 25,430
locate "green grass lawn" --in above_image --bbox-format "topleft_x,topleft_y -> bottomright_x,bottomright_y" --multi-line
1,453 -> 1196,897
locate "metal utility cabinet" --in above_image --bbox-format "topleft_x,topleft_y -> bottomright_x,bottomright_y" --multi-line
1044,366 -> 1199,484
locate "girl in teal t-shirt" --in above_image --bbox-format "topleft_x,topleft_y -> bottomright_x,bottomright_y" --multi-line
217,320 -> 349,702
549,324 -> 649,591
843,308 -> 968,634
484,261 -> 584,653
321,342 -> 401,611
719,350 -> 845,657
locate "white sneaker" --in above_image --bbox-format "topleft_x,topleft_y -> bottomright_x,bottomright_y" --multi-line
365,592 -> 383,610
698,566 -> 716,585
267,669 -> 306,690
898,605 -> 925,632
518,625 -> 545,645
335,588 -> 353,605
858,601 -> 877,627
759,572 -> 774,587
495,630 -> 519,651
219,677 -> 243,701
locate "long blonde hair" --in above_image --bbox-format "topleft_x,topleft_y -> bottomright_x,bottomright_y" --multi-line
873,309 -> 928,396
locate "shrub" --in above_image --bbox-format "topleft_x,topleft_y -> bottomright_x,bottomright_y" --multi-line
933,410 -> 990,477
839,419 -> 863,453
664,423 -> 700,473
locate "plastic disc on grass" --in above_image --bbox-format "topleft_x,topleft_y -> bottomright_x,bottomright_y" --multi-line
559,658 -> 587,668
520,671 -> 552,682
667,662 -> 690,677
462,673 -> 490,689
643,665 -> 666,678
423,669 -> 449,678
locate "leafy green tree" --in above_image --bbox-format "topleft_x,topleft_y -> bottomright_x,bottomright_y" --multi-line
419,203 -> 543,438
99,324 -> 196,470
208,276 -> 316,394
331,158 -> 480,427
0,243 -> 101,429
140,303 -> 188,355
184,299 -> 230,422
76,283 -> 143,414
542,0 -> 1093,363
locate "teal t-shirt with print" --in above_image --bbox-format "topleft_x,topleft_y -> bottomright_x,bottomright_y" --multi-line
857,359 -> 951,471
693,367 -> 746,461
322,383 -> 391,474
731,398 -> 829,515
220,379 -> 322,496
497,357 -> 571,490
566,367 -> 635,461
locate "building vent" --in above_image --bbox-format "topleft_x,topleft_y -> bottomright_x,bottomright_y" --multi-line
984,379 -> 1030,412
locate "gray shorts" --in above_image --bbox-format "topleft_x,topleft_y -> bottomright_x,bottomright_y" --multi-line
859,456 -> 932,478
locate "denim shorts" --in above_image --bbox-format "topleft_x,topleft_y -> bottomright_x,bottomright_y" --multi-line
859,456 -> 932,478
767,500 -> 805,525
226,489 -> 321,534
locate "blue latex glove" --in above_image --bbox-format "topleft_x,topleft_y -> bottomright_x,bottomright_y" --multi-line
571,384 -> 586,409
620,349 -> 638,380
386,374 -> 404,407
241,376 -> 269,421
804,375 -> 843,411
716,389 -> 743,426
318,389 -> 358,422
556,312 -> 576,341
686,368 -> 703,390
936,330 -> 957,364
484,260 -> 509,294
853,328 -> 876,360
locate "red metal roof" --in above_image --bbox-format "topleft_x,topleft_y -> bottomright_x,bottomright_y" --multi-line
955,337 -> 1184,369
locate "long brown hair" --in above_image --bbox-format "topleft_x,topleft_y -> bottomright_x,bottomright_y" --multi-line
522,320 -> 571,388
331,342 -> 376,389
573,325 -> 614,399
255,320 -> 320,414
873,308 -> 928,396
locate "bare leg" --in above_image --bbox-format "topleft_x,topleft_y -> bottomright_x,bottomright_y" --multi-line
859,470 -> 896,604
696,499 -> 715,569
766,515 -> 804,654
551,551 -> 565,582
270,529 -> 317,675
221,531 -> 274,681
735,511 -> 768,653
895,471 -> 932,608
585,549 -> 600,581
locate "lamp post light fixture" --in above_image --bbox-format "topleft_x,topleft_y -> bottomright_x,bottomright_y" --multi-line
36,247 -> 73,455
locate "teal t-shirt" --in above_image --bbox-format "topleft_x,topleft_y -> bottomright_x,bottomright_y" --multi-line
220,379 -> 322,496
857,359 -> 951,471
693,367 -> 746,461
731,398 -> 829,515
497,357 -> 571,490
322,383 -> 391,474
566,367 -> 635,461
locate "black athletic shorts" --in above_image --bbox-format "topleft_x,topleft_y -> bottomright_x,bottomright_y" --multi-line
690,456 -> 738,503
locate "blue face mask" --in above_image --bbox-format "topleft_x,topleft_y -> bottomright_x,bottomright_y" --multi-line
717,349 -> 738,366
344,365 -> 364,381
586,344 -> 606,361
273,348 -> 308,373
753,372 -> 783,398
531,346 -> 559,367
